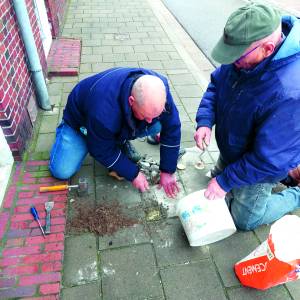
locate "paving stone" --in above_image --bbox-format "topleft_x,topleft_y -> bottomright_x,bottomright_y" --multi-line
149,218 -> 210,266
48,82 -> 63,96
102,53 -> 125,62
181,97 -> 201,114
61,282 -> 101,300
91,62 -> 114,73
92,46 -> 113,54
181,122 -> 196,143
162,60 -> 187,70
168,73 -> 197,86
227,285 -> 292,300
63,234 -> 98,287
160,260 -> 227,300
139,60 -> 164,69
101,244 -> 164,299
80,63 -> 92,73
98,222 -> 150,250
174,85 -> 203,98
39,115 -> 59,133
209,231 -> 260,287
94,160 -> 108,176
35,133 -> 55,152
286,280 -> 300,300
134,45 -> 155,52
112,45 -> 134,53
168,51 -> 181,60
124,52 -> 148,61
147,52 -> 171,60
176,106 -> 191,122
132,138 -> 160,160
95,175 -> 142,207
178,163 -> 212,194
48,95 -> 62,107
254,224 -> 271,243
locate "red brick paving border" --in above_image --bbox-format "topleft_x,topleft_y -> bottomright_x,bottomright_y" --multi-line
0,161 -> 68,299
47,38 -> 81,77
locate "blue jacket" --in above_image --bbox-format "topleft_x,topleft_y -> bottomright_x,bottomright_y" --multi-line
63,67 -> 181,181
196,16 -> 300,192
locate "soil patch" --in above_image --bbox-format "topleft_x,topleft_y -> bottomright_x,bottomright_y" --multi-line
67,201 -> 138,236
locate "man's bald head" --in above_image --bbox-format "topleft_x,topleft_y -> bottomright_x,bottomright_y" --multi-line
129,75 -> 166,123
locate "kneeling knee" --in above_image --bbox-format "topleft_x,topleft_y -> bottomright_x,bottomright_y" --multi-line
49,164 -> 74,180
231,214 -> 259,231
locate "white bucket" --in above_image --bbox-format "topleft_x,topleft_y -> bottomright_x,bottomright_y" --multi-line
177,189 -> 236,246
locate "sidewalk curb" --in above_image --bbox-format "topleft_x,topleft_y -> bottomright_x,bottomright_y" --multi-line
148,0 -> 214,92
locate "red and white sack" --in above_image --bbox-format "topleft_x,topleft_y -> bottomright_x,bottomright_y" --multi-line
234,215 -> 300,290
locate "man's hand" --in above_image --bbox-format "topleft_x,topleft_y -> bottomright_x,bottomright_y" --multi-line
132,172 -> 149,192
194,127 -> 212,150
204,177 -> 226,200
159,172 -> 180,198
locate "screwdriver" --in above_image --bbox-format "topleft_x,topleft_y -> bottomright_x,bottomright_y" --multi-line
30,206 -> 46,238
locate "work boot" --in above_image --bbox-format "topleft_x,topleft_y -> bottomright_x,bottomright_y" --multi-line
147,134 -> 160,145
121,141 -> 142,163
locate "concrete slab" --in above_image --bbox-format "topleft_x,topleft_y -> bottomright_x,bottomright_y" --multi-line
227,285 -> 292,300
148,218 -> 210,266
95,176 -> 142,207
61,282 -> 101,300
101,244 -> 164,299
209,231 -> 260,287
160,260 -> 227,300
98,223 -> 151,250
63,234 -> 98,287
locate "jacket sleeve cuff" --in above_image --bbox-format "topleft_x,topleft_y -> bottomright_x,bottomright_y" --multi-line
216,174 -> 232,192
110,154 -> 139,181
159,145 -> 179,174
196,118 -> 213,130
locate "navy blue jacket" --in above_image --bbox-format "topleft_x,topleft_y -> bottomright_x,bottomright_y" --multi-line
63,67 -> 181,181
196,16 -> 300,192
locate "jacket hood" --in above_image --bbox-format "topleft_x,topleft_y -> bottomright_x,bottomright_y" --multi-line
273,16 -> 300,60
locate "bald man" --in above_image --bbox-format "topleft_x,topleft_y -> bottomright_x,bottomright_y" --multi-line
49,67 -> 181,197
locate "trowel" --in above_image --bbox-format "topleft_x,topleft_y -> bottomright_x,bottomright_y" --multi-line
45,201 -> 54,234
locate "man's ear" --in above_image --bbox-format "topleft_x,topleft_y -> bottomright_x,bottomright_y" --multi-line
263,42 -> 276,58
128,95 -> 135,107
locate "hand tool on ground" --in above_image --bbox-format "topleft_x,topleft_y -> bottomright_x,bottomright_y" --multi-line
30,206 -> 46,238
45,201 -> 54,234
195,141 -> 207,170
39,184 -> 79,192
39,177 -> 88,195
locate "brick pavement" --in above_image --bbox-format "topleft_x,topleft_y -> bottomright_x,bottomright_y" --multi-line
1,0 -> 300,299
0,162 -> 67,299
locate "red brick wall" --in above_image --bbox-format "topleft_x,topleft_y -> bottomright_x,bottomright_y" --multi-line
46,0 -> 67,37
0,0 -> 47,160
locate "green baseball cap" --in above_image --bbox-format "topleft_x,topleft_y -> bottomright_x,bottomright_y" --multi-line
212,3 -> 281,64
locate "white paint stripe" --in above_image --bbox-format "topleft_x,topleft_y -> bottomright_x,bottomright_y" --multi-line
160,143 -> 180,148
107,150 -> 122,168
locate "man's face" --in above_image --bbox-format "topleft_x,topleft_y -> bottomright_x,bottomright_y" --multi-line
234,44 -> 265,69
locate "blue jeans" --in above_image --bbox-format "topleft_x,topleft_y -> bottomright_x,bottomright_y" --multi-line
49,121 -> 161,180
213,155 -> 300,230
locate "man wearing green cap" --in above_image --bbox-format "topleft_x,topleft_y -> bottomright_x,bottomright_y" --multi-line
194,3 -> 300,230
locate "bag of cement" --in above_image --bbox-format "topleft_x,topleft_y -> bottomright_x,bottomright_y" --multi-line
234,215 -> 300,290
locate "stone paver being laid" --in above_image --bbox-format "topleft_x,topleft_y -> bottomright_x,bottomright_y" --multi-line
1,0 -> 300,299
